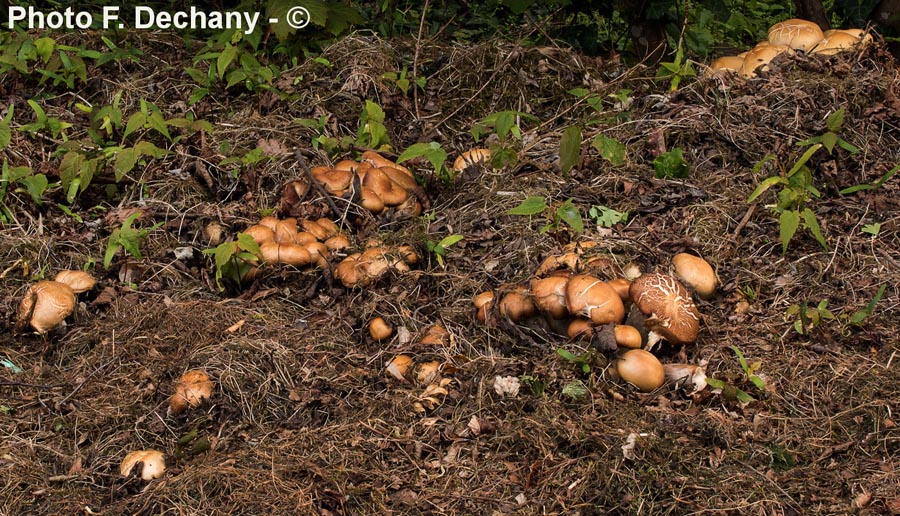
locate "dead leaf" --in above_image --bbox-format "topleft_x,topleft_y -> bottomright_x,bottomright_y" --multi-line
256,138 -> 289,156
226,319 -> 246,333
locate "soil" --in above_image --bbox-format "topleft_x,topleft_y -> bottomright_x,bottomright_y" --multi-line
1,31 -> 899,515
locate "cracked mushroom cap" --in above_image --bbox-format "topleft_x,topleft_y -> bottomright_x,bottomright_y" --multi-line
813,30 -> 865,55
629,273 -> 700,345
564,274 -> 625,325
17,280 -> 77,334
768,18 -> 824,51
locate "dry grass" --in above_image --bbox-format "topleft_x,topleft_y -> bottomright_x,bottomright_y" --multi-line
1,32 -> 899,516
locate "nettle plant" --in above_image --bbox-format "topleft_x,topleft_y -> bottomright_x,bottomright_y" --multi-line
748,108 -> 859,253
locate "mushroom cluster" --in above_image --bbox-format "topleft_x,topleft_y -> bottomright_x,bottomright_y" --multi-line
240,215 -> 351,279
707,19 -> 873,78
308,151 -> 423,219
334,240 -> 419,288
384,323 -> 454,412
474,246 -> 717,393
16,270 -> 96,334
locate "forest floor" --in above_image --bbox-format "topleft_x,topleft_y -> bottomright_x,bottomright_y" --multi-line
1,31 -> 899,515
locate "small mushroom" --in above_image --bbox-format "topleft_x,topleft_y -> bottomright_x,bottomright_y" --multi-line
498,288 -> 537,322
739,43 -> 791,78
768,18 -> 824,51
243,224 -> 276,246
53,270 -> 96,294
616,349 -> 665,392
607,278 -> 632,304
663,363 -> 708,394
706,55 -> 745,76
169,370 -> 214,415
16,281 -> 77,334
369,317 -> 393,341
453,148 -> 491,173
120,450 -> 166,480
672,253 -> 717,299
614,324 -> 643,349
386,354 -> 413,381
473,291 -> 495,323
567,318 -> 594,340
629,273 -> 701,347
420,323 -> 449,346
531,275 -> 570,320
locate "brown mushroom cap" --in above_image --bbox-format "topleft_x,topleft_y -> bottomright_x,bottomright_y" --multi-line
453,148 -> 492,173
53,270 -> 96,294
607,278 -> 632,304
567,318 -> 594,340
258,216 -> 280,231
361,150 -> 411,175
629,273 -> 700,345
313,168 -> 354,194
768,18 -> 824,51
614,324 -> 643,349
739,43 -> 791,77
531,275 -> 570,320
498,288 -> 537,322
273,218 -> 299,243
420,323 -> 449,346
565,274 -> 626,325
362,168 -> 409,206
386,354 -> 413,381
324,234 -> 351,251
169,369 -> 214,415
314,218 -> 340,238
672,253 -> 717,299
616,349 -> 665,392
120,450 -> 166,480
369,317 -> 393,341
17,280 -> 76,334
300,219 -> 330,241
360,187 -> 385,213
243,224 -> 276,245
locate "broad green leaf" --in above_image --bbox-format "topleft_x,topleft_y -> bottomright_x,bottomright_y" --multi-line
217,44 -> 238,79
801,208 -> 828,251
779,209 -> 800,254
507,196 -> 546,216
236,233 -> 261,255
567,88 -> 589,97
557,200 -> 584,233
705,378 -> 725,389
556,348 -> 578,361
653,148 -> 689,179
123,112 -> 147,139
493,111 -> 516,140
397,142 -> 433,163
592,134 -> 626,166
114,148 -> 138,181
559,125 -> 582,175
438,234 -> 464,248
34,37 -> 55,64
214,241 -> 237,270
826,107 -> 845,132
17,174 -> 48,205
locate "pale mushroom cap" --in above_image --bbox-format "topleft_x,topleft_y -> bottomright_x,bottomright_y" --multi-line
739,43 -> 791,77
17,280 -> 76,334
453,148 -> 492,172
768,18 -> 824,51
243,224 -> 276,245
386,354 -> 413,381
814,31 -> 865,55
629,273 -> 700,345
531,275 -> 570,320
565,274 -> 626,324
616,349 -> 665,392
53,270 -> 96,294
120,449 -> 166,480
707,55 -> 745,75
672,253 -> 717,299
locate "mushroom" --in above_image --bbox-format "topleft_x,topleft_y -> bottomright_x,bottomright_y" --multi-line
607,278 -> 632,304
615,349 -> 665,392
565,274 -> 626,325
453,148 -> 492,173
273,218 -> 299,243
498,288 -> 537,322
16,280 -> 77,334
706,55 -> 745,76
767,18 -> 824,51
567,318 -> 594,340
120,450 -> 166,480
672,253 -> 717,299
53,270 -> 96,294
361,150 -> 411,176
629,273 -> 700,348
169,369 -> 214,415
324,234 -> 351,251
614,324 -> 643,349
663,363 -> 708,394
243,224 -> 276,245
369,317 -> 393,341
362,168 -> 409,206
813,30 -> 865,55
386,354 -> 413,381
739,43 -> 791,77
530,275 -> 570,320
420,323 -> 449,346
473,291 -> 495,323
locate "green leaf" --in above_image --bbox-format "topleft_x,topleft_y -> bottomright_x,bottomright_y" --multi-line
729,345 -> 750,373
861,223 -> 881,236
17,174 -> 48,205
557,199 -> 584,233
820,132 -> 838,154
865,284 -> 887,315
397,142 -> 433,163
0,106 -> 11,150
836,138 -> 860,154
748,176 -> 786,203
592,134 -> 626,166
567,88 -> 590,98
123,112 -> 147,139
114,147 -> 138,181
734,388 -> 756,403
493,111 -> 516,140
236,233 -> 261,255
507,196 -> 546,216
653,148 -> 689,179
217,44 -> 238,79
559,126 -> 581,175
437,234 -> 464,249
705,378 -> 725,389
34,37 -> 55,64
779,210 -> 800,254
801,208 -> 828,251
787,144 -> 822,177
826,108 -> 845,132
